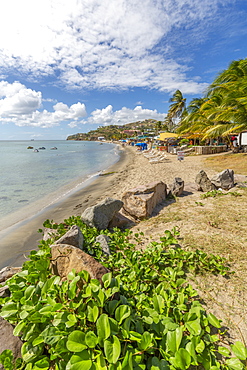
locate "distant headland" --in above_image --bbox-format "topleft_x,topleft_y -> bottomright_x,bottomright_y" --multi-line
66,119 -> 163,141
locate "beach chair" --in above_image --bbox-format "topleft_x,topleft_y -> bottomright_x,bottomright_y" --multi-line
143,150 -> 159,158
149,154 -> 168,163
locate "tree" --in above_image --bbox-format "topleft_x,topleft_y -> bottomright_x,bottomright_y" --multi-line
166,90 -> 186,132
155,121 -> 163,135
178,58 -> 247,139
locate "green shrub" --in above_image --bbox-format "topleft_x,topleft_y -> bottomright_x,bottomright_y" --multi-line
0,218 -> 246,370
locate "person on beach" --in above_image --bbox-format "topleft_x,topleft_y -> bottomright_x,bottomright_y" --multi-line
232,137 -> 239,152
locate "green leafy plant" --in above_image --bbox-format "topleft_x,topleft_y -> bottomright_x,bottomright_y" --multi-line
195,201 -> 204,206
201,190 -> 225,199
0,218 -> 246,370
201,190 -> 242,199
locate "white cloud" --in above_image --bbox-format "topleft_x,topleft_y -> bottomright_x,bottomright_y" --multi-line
0,81 -> 87,128
83,105 -> 165,126
0,81 -> 42,116
0,0 -> 233,94
0,81 -> 165,129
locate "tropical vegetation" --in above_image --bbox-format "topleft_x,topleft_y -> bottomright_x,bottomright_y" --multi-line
177,58 -> 247,139
165,90 -> 186,133
1,217 -> 247,369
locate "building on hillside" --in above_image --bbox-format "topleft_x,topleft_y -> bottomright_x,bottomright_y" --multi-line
123,129 -> 141,136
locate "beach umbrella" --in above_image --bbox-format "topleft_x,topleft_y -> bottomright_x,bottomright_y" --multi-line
158,132 -> 179,141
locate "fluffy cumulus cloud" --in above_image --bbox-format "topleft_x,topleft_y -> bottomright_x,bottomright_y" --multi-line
0,0 -> 234,94
84,105 -> 165,126
0,80 -> 165,128
0,81 -> 87,128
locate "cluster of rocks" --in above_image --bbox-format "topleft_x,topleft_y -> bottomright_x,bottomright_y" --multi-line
0,225 -> 111,367
80,178 -> 184,224
195,169 -> 235,192
0,168 -> 240,366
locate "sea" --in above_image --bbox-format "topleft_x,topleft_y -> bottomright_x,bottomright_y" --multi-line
0,140 -> 119,232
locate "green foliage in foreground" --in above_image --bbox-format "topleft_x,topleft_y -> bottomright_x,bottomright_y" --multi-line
200,190 -> 242,199
0,216 -> 246,370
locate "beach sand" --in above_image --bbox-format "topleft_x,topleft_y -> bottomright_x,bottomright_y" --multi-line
1,145 -> 247,342
0,145 -> 217,269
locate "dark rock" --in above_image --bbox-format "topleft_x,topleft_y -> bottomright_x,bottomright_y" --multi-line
195,170 -> 216,192
81,198 -> 123,230
169,177 -> 184,197
211,169 -> 234,190
55,225 -> 84,249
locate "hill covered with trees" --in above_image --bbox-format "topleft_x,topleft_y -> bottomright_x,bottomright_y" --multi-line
67,119 -> 166,141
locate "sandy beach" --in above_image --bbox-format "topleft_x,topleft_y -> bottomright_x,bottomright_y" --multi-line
1,144 -> 247,342
0,144 -> 217,269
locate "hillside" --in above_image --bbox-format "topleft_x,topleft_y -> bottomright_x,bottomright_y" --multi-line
67,119 -> 164,141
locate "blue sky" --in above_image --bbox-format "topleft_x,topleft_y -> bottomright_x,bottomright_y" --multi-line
0,0 -> 246,140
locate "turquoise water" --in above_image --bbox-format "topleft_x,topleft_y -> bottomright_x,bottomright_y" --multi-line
0,140 -> 119,222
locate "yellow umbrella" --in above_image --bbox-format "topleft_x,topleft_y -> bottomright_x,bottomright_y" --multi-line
158,132 -> 179,140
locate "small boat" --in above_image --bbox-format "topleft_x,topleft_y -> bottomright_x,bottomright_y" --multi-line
50,147 -> 57,150
27,146 -> 34,149
33,149 -> 39,152
38,147 -> 46,150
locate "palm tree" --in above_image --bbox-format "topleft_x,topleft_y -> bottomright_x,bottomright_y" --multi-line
178,58 -> 247,139
204,59 -> 247,135
166,90 -> 186,132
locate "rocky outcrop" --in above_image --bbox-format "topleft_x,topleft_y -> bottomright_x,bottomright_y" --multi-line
122,181 -> 167,220
211,169 -> 234,190
169,177 -> 184,197
55,225 -> 84,249
81,198 -> 123,230
0,318 -> 23,369
95,235 -> 111,256
50,244 -> 108,281
195,170 -> 216,192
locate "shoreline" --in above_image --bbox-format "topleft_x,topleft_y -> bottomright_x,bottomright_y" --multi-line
0,145 -> 132,269
0,144 -> 233,269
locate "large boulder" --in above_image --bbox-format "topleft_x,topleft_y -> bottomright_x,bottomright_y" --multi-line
50,244 -> 108,281
55,225 -> 84,249
81,198 -> 123,230
0,317 -> 23,370
169,177 -> 184,197
195,170 -> 216,192
122,181 -> 167,220
211,169 -> 234,190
